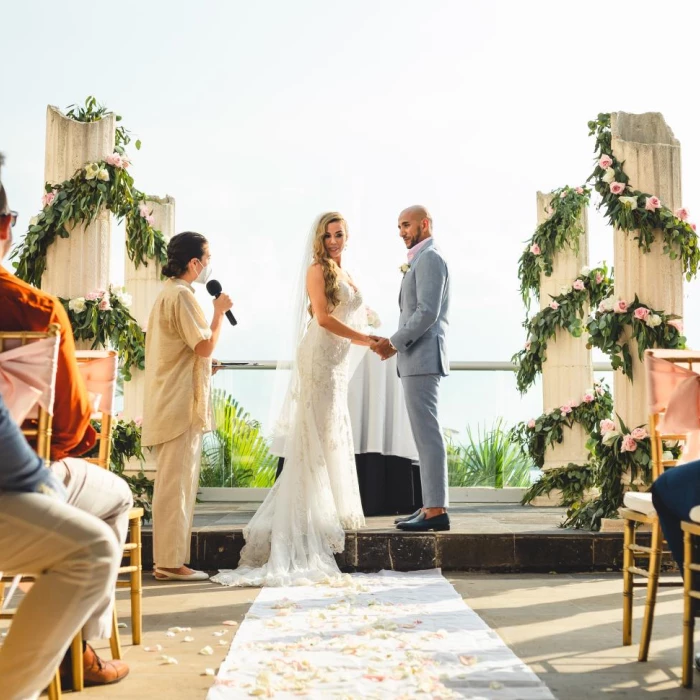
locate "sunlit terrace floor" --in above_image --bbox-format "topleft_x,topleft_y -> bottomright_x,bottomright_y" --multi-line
81,572 -> 700,699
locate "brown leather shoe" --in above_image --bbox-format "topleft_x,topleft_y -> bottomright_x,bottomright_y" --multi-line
83,643 -> 129,686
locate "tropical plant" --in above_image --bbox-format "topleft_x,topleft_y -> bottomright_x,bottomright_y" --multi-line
199,389 -> 278,488
446,420 -> 534,488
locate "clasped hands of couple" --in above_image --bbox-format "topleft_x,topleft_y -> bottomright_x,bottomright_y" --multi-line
368,335 -> 396,360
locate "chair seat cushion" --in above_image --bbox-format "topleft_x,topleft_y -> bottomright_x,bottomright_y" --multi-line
689,505 -> 700,524
623,491 -> 656,516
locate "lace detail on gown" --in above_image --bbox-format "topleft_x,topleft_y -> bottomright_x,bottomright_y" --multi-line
211,279 -> 366,587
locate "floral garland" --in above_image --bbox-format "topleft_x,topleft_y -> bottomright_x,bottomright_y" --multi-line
517,185 -> 591,310
12,97 -> 167,288
512,264 -> 613,393
521,463 -> 596,508
588,112 -> 699,280
512,381 -> 612,469
60,285 -> 145,381
586,295 -> 685,380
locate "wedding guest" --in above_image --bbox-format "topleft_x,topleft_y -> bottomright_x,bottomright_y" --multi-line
142,231 -> 232,581
0,391 -> 122,700
0,152 -> 130,686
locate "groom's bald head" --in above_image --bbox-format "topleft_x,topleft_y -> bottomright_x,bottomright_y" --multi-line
398,205 -> 432,249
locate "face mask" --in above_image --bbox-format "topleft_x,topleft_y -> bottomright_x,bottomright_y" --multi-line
194,259 -> 212,285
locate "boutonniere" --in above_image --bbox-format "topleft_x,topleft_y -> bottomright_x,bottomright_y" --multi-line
400,263 -> 410,276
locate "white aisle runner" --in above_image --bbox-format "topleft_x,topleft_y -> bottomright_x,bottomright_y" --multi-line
207,569 -> 555,699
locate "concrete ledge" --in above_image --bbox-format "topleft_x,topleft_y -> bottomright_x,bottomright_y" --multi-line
138,529 -> 653,574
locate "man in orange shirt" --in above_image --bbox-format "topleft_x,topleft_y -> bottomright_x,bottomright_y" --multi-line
0,154 -> 130,687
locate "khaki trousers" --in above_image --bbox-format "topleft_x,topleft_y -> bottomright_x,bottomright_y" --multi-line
152,424 -> 203,568
50,458 -> 133,638
0,493 -> 120,700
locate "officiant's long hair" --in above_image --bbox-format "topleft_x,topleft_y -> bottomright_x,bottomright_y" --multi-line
309,211 -> 347,315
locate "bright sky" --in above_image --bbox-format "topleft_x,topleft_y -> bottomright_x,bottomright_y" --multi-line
3,0 -> 700,431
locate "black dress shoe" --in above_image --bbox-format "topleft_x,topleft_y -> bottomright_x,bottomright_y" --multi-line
394,509 -> 422,525
396,512 -> 450,532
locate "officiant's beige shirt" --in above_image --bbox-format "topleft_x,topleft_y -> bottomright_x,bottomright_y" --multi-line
141,278 -> 213,447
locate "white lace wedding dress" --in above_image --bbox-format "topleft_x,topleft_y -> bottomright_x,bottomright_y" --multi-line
211,279 -> 366,587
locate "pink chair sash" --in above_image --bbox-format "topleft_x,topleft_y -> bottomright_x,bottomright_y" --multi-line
646,351 -> 700,463
0,337 -> 59,424
75,350 -> 117,417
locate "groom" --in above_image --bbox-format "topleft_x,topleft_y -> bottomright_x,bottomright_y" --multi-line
371,205 -> 450,532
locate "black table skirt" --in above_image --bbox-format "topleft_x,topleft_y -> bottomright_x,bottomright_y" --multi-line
275,453 -> 422,517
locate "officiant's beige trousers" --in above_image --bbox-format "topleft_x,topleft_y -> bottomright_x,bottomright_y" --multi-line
0,492 -> 120,700
152,423 -> 203,568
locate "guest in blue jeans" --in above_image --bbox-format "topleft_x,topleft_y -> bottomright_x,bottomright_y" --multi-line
651,460 -> 700,670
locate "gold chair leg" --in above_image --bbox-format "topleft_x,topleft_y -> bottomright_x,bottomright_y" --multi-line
47,671 -> 62,700
682,529 -> 695,688
639,521 -> 662,662
71,632 -> 84,691
110,601 -> 123,660
622,518 -> 634,646
131,518 -> 143,645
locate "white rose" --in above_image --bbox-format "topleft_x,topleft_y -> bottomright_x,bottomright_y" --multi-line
559,285 -> 572,296
662,450 -> 674,461
602,168 -> 616,184
646,313 -> 662,328
97,168 -> 110,182
68,297 -> 87,313
29,216 -> 39,226
619,196 -> 638,210
580,266 -> 591,276
601,297 -> 615,312
115,290 -> 133,307
84,163 -> 100,180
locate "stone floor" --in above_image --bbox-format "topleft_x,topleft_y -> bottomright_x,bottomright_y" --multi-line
68,571 -> 699,699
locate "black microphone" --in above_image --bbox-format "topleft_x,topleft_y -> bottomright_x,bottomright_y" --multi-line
206,279 -> 237,326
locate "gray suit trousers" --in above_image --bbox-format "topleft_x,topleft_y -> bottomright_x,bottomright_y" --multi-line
401,374 -> 448,508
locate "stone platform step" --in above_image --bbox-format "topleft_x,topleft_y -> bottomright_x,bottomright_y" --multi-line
138,503 -> 656,573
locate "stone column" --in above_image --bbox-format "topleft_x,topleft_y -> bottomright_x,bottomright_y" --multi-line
531,192 -> 593,506
41,105 -> 115,298
611,112 -> 683,431
122,196 -> 175,474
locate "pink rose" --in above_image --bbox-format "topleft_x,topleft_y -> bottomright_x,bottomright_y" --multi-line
583,392 -> 595,403
600,419 -> 617,434
692,223 -> 697,232
121,156 -> 131,169
570,398 -> 580,408
599,154 -> 613,169
524,341 -> 531,351
138,202 -> 151,218
633,307 -> 650,321
560,404 -> 572,415
105,153 -> 123,168
530,243 -> 541,255
146,214 -> 156,226
631,427 -> 648,441
610,182 -> 625,195
595,272 -> 604,284
645,196 -> 661,211
98,298 -> 111,311
573,279 -> 585,291
134,416 -> 143,427
41,190 -> 56,208
549,301 -> 559,310
668,318 -> 684,333
675,207 -> 690,221
527,419 -> 536,429
576,187 -> 584,195
621,435 -> 638,452
85,290 -> 101,301
613,299 -> 628,313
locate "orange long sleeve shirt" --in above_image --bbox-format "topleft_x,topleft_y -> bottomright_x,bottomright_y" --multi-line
0,266 -> 97,460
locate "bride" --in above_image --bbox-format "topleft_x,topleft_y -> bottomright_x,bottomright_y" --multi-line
211,212 -> 371,587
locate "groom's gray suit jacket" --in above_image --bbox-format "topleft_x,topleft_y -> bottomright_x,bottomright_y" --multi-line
390,238 -> 450,377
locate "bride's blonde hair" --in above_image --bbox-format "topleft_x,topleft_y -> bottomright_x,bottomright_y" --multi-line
309,212 -> 348,316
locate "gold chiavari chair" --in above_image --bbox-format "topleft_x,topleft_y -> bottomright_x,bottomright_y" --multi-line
70,350 -> 143,691
620,349 -> 700,662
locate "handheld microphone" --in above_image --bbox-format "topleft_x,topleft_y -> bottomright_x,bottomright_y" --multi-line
206,279 -> 237,326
